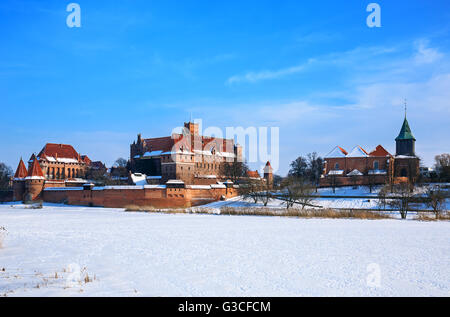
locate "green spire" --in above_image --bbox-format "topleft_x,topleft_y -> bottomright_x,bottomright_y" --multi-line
396,117 -> 416,141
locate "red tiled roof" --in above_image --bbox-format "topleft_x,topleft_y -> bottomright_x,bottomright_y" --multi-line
14,159 -> 28,178
369,145 -> 391,157
38,143 -> 80,160
143,134 -> 235,153
143,136 -> 175,152
28,157 -> 44,177
91,161 -> 106,169
247,170 -> 260,178
338,146 -> 348,155
81,155 -> 92,165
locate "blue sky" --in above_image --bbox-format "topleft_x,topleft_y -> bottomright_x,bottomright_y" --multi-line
1,0 -> 449,175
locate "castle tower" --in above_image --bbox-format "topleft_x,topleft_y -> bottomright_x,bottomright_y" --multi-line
25,156 -> 45,202
13,159 -> 28,201
263,161 -> 273,188
184,121 -> 199,136
395,115 -> 416,156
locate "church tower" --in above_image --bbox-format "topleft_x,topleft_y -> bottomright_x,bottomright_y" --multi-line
264,161 -> 273,188
25,156 -> 45,201
13,159 -> 28,201
395,115 -> 416,156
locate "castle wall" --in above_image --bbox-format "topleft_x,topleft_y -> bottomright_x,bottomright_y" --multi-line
43,185 -> 237,209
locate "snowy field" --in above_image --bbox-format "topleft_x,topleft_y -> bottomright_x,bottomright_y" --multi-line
195,185 -> 450,213
1,203 -> 449,297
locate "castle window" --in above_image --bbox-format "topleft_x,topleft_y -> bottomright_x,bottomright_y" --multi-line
401,168 -> 408,177
374,161 -> 379,170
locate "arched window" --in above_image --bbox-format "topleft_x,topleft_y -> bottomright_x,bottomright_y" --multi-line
374,161 -> 379,170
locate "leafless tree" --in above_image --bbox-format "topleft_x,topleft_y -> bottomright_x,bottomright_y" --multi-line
434,153 -> 450,182
329,174 -> 338,194
350,174 -> 359,189
426,187 -> 446,220
281,177 -> 315,210
367,173 -> 376,193
389,183 -> 414,219
220,161 -> 249,183
377,185 -> 390,211
238,178 -> 262,204
0,163 -> 13,190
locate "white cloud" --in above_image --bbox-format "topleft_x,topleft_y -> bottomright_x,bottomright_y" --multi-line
414,39 -> 443,64
227,59 -> 314,84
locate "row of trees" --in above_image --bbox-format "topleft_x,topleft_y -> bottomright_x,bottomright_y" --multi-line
0,163 -> 13,190
377,183 -> 447,219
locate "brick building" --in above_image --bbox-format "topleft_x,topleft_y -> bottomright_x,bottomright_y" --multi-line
13,143 -> 103,201
130,121 -> 244,185
320,114 -> 420,187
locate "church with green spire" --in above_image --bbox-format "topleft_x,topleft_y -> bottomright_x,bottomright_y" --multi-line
395,116 -> 416,156
393,113 -> 420,180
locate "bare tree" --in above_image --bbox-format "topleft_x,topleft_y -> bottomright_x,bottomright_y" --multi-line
329,174 -> 338,194
259,183 -> 274,207
238,178 -> 262,204
281,177 -> 315,210
350,174 -> 359,189
220,161 -> 249,183
377,185 -> 390,211
389,183 -> 414,219
0,163 -> 13,190
367,173 -> 376,193
426,187 -> 446,220
434,153 -> 450,182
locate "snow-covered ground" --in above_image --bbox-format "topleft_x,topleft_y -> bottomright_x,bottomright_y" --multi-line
1,203 -> 449,297
194,185 -> 450,213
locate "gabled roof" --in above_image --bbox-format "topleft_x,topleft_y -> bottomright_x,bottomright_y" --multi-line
14,159 -> 28,179
348,169 -> 363,176
81,155 -> 92,165
369,145 -> 391,157
396,117 -> 416,141
27,157 -> 44,178
264,161 -> 273,173
325,146 -> 348,158
247,170 -> 260,178
347,146 -> 369,158
38,143 -> 80,161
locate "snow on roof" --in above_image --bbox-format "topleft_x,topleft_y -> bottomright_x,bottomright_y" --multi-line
325,146 -> 348,158
347,169 -> 363,176
44,187 -> 83,191
166,179 -> 185,184
196,175 -> 217,179
130,173 -> 147,186
347,146 -> 369,158
187,185 -> 212,190
368,170 -> 387,175
146,176 -> 162,179
142,151 -> 164,157
328,170 -> 344,175
144,185 -> 166,189
211,184 -> 226,189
